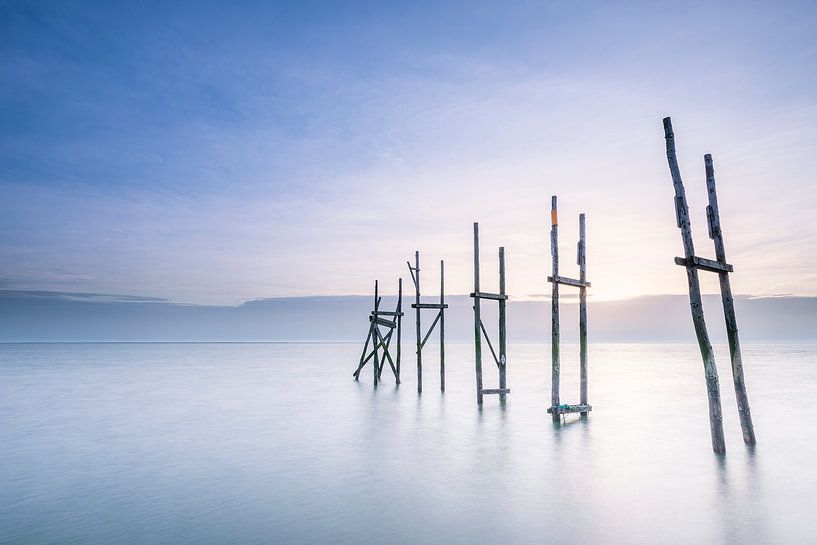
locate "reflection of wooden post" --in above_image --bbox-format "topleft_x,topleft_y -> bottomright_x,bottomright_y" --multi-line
440,260 -> 445,392
578,213 -> 588,418
663,117 -> 725,454
498,247 -> 507,401
705,154 -> 756,446
473,223 -> 484,405
550,197 -> 560,422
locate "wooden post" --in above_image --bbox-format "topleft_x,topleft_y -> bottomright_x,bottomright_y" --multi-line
373,280 -> 380,387
578,213 -> 588,418
440,260 -> 445,392
397,277 -> 402,385
663,117 -> 726,454
414,251 -> 422,394
473,222 -> 484,405
705,154 -> 756,446
550,196 -> 560,422
498,247 -> 507,402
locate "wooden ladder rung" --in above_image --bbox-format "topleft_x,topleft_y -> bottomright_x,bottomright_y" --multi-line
470,291 -> 508,301
547,275 -> 591,288
373,311 -> 404,316
481,388 -> 511,395
547,403 -> 592,414
411,303 -> 448,309
674,256 -> 733,273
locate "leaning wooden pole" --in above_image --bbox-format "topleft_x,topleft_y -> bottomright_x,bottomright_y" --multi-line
414,251 -> 422,394
439,260 -> 446,392
705,154 -> 756,446
578,213 -> 589,418
498,246 -> 507,402
663,117 -> 726,454
473,222 -> 484,405
550,197 -> 561,422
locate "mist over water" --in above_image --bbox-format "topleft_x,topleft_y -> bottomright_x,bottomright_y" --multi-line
1,342 -> 815,544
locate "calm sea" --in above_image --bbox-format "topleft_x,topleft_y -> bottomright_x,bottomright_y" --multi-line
1,342 -> 815,544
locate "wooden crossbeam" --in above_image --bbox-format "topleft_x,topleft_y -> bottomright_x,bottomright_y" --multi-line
469,291 -> 508,301
369,316 -> 396,328
411,303 -> 449,309
547,275 -> 592,288
547,403 -> 592,415
420,310 -> 442,349
374,311 -> 405,317
481,388 -> 511,395
674,256 -> 733,274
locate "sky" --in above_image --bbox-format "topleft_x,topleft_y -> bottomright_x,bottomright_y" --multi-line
2,1 -> 816,305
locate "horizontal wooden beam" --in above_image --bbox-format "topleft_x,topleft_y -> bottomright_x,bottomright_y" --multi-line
547,403 -> 592,414
674,256 -> 733,273
469,291 -> 508,301
547,275 -> 591,288
411,303 -> 449,309
369,317 -> 396,328
481,388 -> 511,395
373,311 -> 405,316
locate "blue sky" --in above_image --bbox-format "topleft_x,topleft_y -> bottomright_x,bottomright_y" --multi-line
2,1 -> 816,304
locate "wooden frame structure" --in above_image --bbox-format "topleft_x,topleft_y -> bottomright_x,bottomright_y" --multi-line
470,222 -> 510,405
547,196 -> 592,421
353,279 -> 404,386
663,117 -> 756,453
407,251 -> 447,394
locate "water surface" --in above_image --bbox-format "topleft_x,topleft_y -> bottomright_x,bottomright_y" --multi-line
1,342 -> 815,544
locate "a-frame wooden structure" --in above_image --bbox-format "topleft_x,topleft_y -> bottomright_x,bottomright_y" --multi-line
353,279 -> 404,386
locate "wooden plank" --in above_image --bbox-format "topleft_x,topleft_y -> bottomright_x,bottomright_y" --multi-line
547,275 -> 592,288
375,311 -> 405,317
578,213 -> 589,418
411,303 -> 449,309
551,196 -> 560,423
469,291 -> 509,301
473,222 -> 483,405
369,316 -> 396,328
705,153 -> 756,446
664,117 -> 726,454
674,255 -> 733,274
481,388 -> 511,395
547,403 -> 592,415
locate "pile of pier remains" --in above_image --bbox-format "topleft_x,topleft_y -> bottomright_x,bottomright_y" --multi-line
350,117 -> 757,452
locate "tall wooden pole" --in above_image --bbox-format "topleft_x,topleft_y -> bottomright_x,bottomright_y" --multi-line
578,213 -> 588,418
473,222 -> 484,405
440,260 -> 445,392
414,251 -> 422,394
397,277 -> 403,385
550,196 -> 560,422
373,280 -> 380,388
705,154 -> 756,446
663,117 -> 726,454
498,246 -> 507,402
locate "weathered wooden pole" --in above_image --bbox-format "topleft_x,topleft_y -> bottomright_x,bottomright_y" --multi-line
397,277 -> 403,384
578,213 -> 589,418
663,117 -> 726,454
439,259 -> 445,392
705,154 -> 756,446
414,251 -> 422,394
550,196 -> 561,422
373,280 -> 380,387
473,222 -> 484,405
498,246 -> 507,402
